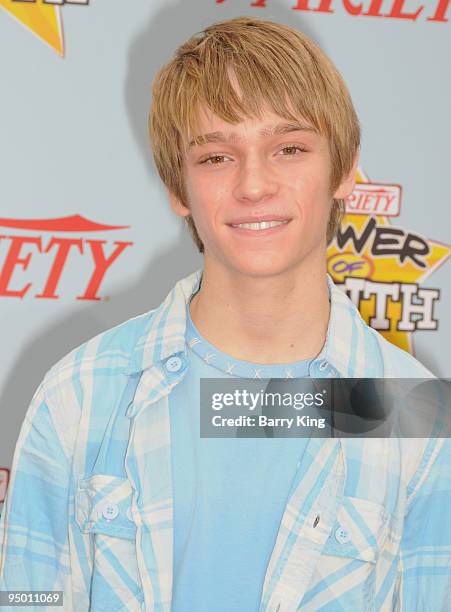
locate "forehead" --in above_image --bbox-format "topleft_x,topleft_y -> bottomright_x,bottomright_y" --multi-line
185,103 -> 320,150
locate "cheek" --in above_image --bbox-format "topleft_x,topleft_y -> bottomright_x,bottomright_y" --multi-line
290,173 -> 331,220
186,177 -> 229,226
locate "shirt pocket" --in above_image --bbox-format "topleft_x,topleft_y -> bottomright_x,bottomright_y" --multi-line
303,496 -> 389,611
75,474 -> 143,612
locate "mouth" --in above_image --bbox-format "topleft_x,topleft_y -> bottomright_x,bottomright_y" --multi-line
227,219 -> 292,235
231,219 -> 289,230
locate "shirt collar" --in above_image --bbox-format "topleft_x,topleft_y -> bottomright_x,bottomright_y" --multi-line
125,268 -> 381,378
315,274 -> 384,377
125,269 -> 202,375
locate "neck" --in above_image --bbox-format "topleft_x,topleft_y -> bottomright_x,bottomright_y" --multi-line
189,257 -> 330,365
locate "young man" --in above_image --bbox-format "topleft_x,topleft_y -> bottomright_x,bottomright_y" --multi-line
1,16 -> 450,612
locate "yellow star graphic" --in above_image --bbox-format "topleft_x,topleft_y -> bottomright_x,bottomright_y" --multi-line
327,168 -> 451,353
0,0 -> 64,56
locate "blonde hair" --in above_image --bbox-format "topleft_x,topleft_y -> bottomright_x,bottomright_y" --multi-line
149,16 -> 360,252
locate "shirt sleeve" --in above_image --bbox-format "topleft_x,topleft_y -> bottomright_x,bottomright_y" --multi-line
0,379 -> 72,600
399,437 -> 451,611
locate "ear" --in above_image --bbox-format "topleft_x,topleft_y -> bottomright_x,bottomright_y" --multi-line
167,190 -> 190,219
333,152 -> 359,200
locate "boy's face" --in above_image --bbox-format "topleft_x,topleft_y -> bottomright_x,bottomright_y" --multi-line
170,104 -> 356,279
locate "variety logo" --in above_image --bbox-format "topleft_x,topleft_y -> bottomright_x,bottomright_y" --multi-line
346,183 -> 401,217
2,1 -> 449,59
216,0 -> 450,22
0,214 -> 133,300
0,0 -> 89,56
0,468 -> 9,504
327,168 -> 451,354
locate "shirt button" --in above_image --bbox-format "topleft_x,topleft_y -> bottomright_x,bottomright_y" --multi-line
319,360 -> 328,372
164,355 -> 183,373
102,502 -> 119,521
335,525 -> 351,544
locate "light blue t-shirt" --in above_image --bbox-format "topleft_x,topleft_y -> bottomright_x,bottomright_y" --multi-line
170,302 -> 312,612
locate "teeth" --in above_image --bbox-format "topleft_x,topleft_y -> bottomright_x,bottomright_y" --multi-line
232,220 -> 288,230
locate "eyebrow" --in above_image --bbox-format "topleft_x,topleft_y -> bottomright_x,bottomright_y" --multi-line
187,122 -> 317,150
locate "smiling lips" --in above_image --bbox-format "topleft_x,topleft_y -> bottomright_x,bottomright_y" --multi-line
228,218 -> 291,233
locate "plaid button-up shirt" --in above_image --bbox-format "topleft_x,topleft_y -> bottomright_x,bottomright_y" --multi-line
1,269 -> 450,611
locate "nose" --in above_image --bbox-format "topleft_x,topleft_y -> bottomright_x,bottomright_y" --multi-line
232,155 -> 278,204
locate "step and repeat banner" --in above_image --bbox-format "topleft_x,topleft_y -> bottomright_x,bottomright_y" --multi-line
1,0 -> 450,510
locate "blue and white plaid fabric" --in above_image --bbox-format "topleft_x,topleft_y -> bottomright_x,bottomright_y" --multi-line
1,268 -> 450,611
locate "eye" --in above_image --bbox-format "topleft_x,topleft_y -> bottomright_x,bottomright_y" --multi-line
279,145 -> 306,156
200,155 -> 230,165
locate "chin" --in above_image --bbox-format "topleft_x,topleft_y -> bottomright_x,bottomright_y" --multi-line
227,254 -> 299,279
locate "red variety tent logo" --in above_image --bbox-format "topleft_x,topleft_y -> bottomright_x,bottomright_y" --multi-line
216,0 -> 450,22
0,215 -> 133,300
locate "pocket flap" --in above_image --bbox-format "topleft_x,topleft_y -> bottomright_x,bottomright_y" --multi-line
75,474 -> 136,540
322,496 -> 389,563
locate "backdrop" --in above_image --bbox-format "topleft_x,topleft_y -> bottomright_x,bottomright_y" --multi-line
1,0 -> 450,510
